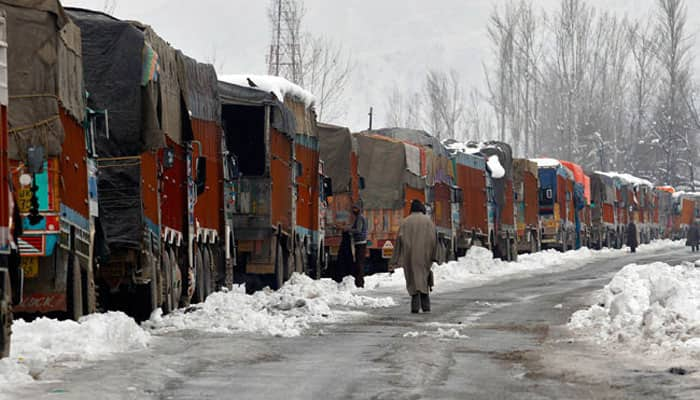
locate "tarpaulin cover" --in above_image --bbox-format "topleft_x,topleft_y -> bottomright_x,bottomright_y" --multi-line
318,123 -> 353,194
371,128 -> 449,157
178,51 -> 220,123
5,0 -> 85,159
218,80 -> 297,137
591,173 -> 615,205
68,8 -> 163,250
356,134 -> 410,210
513,159 -> 538,186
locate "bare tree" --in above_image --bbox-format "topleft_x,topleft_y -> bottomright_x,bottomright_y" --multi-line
423,70 -> 465,140
652,0 -> 693,186
103,0 -> 117,15
384,84 -> 423,130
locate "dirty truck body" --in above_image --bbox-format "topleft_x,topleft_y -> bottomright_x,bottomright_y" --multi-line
318,123 -> 359,276
513,159 -> 540,254
0,7 -> 18,358
5,1 -> 96,320
220,81 -> 321,290
536,160 -> 575,251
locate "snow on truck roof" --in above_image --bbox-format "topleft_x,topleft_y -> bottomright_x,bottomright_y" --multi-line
219,74 -> 316,109
594,171 -> 653,188
531,158 -> 561,168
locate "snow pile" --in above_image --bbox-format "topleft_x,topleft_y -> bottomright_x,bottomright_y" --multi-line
366,240 -> 684,293
403,328 -> 468,339
531,158 -> 561,168
145,273 -> 396,337
219,74 -> 316,108
486,155 -> 505,179
569,261 -> 700,355
0,312 -> 150,385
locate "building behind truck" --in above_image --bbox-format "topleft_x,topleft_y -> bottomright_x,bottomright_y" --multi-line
6,1 -> 96,320
219,76 -> 322,291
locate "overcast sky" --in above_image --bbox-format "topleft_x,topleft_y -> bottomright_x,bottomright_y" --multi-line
64,0 -> 700,130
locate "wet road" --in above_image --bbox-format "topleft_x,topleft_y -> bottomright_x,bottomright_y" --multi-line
6,248 -> 700,400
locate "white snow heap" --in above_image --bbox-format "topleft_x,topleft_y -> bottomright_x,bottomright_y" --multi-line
144,273 -> 395,338
0,312 -> 150,385
531,158 -> 561,168
672,191 -> 700,200
219,74 -> 316,109
486,155 -> 505,179
569,260 -> 700,355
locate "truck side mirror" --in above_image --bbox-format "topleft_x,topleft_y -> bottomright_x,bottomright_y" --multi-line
195,156 -> 207,195
358,176 -> 366,190
323,176 -> 333,200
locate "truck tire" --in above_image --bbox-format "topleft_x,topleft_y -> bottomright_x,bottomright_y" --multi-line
161,251 -> 173,314
169,249 -> 182,309
192,248 -> 205,304
82,257 -> 96,315
202,246 -> 213,298
67,253 -> 83,321
274,240 -> 284,290
1,270 -> 11,358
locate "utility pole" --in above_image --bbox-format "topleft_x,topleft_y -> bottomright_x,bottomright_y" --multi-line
368,107 -> 373,131
274,0 -> 282,75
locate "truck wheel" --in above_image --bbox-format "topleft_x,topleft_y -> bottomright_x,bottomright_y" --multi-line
1,269 -> 11,358
169,249 -> 182,310
510,238 -> 518,262
161,252 -> 173,314
82,257 -> 97,315
67,253 -> 83,321
561,232 -> 568,252
274,240 -> 284,290
192,248 -> 205,304
202,246 -> 213,298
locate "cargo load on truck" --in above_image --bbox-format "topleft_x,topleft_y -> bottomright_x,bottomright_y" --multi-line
372,128 -> 459,263
318,123 -> 359,280
354,132 -> 427,272
6,1 -> 96,320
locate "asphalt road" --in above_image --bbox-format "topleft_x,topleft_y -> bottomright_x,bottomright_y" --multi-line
5,248 -> 700,400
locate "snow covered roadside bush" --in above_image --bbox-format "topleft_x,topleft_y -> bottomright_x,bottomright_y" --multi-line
365,239 -> 684,293
144,273 -> 396,337
568,261 -> 700,355
0,312 -> 150,386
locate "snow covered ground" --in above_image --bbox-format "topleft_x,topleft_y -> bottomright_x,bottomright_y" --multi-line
0,239 -> 684,388
569,258 -> 700,358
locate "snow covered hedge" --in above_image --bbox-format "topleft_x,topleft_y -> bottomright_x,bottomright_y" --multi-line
569,260 -> 700,355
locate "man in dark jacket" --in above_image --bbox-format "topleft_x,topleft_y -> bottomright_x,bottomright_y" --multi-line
627,221 -> 638,253
687,221 -> 700,252
390,200 -> 438,313
348,202 -> 367,288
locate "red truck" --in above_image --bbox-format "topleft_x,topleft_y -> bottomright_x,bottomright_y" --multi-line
0,7 -> 19,357
6,2 -> 96,320
219,76 -> 323,291
513,159 -> 540,253
318,123 -> 360,277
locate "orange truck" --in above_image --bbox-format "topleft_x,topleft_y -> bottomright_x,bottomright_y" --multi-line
8,2 -> 97,320
672,192 -> 700,239
318,123 -> 360,278
513,159 -> 540,253
560,161 -> 589,249
451,150 -> 488,256
354,132 -> 427,272
590,172 -> 619,248
0,8 -> 19,358
219,77 -> 323,291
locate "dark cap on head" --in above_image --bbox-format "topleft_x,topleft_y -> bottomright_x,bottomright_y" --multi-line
352,201 -> 363,211
410,199 -> 425,214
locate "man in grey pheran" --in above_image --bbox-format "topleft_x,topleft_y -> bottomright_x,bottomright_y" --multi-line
390,200 -> 438,313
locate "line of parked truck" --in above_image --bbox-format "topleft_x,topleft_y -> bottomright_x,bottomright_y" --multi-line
1,0 -> 699,358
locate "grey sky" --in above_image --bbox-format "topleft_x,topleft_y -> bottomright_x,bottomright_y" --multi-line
64,0 -> 700,131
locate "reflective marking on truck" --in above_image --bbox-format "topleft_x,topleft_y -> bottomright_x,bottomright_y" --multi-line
382,241 -> 394,259
15,293 -> 66,313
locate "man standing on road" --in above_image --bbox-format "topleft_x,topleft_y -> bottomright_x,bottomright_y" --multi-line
627,220 -> 638,253
390,200 -> 438,313
687,221 -> 699,253
348,202 -> 367,288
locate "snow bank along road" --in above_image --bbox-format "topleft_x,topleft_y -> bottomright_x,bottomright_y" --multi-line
2,241 -> 699,399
